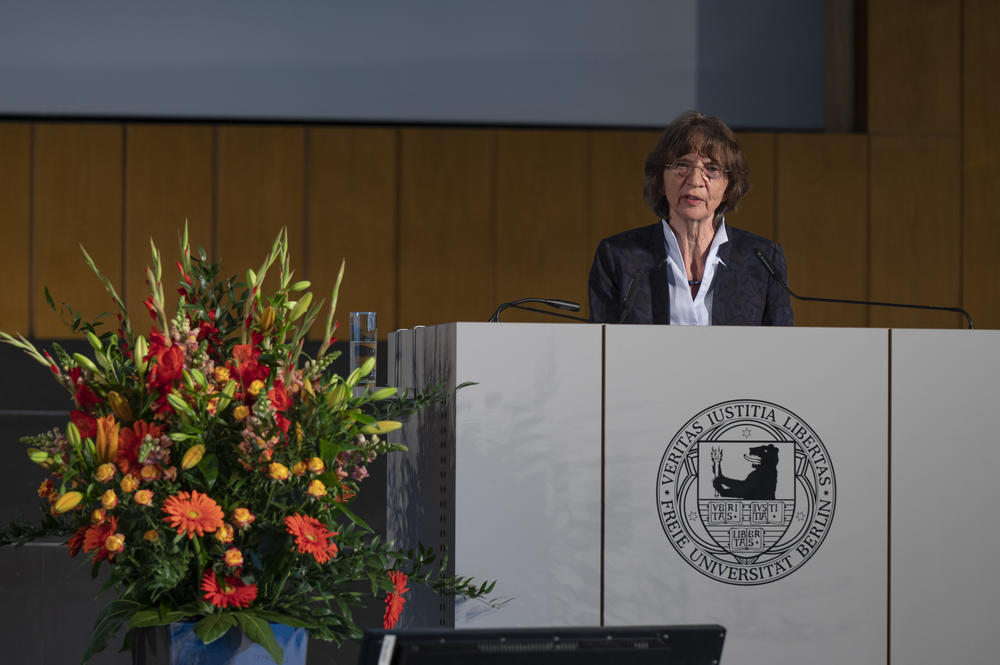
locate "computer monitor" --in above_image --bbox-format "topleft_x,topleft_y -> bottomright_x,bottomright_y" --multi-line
357,624 -> 726,665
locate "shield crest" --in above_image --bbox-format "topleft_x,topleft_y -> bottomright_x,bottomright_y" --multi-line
696,424 -> 795,563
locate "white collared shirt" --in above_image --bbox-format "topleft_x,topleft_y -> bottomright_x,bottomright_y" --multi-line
662,218 -> 729,325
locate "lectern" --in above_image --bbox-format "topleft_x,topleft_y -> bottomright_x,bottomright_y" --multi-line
387,323 -> 1000,665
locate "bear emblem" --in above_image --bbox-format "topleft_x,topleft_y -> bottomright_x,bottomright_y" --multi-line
712,444 -> 779,500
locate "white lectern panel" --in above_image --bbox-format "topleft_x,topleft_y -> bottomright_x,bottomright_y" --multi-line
891,330 -> 1000,665
604,326 -> 887,665
387,323 -> 603,628
453,323 -> 603,626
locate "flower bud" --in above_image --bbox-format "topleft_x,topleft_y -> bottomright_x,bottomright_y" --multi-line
181,443 -> 205,470
143,530 -> 159,542
95,415 -> 120,464
53,491 -> 83,514
361,420 -> 402,435
72,353 -> 101,376
107,391 -> 133,422
134,335 -> 149,375
259,306 -> 276,332
66,421 -> 81,448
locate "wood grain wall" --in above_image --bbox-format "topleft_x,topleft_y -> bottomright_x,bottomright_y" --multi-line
0,0 -> 994,337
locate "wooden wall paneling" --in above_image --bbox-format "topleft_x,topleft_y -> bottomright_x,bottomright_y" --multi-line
728,132 -> 777,241
776,134 -> 869,327
397,128 -> 496,329
588,130 -> 661,254
495,130 -> 590,323
216,126 -> 305,301
0,124 -> 31,334
33,123 -> 124,339
869,137 -> 962,328
867,0 -> 961,135
307,127 -> 397,337
125,125 -> 214,327
962,0 -> 1000,330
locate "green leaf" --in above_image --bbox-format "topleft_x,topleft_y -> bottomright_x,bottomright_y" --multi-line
234,612 -> 283,665
81,599 -> 140,664
252,610 -> 318,630
128,609 -> 188,628
330,502 -> 374,533
193,613 -> 237,645
199,453 -> 220,488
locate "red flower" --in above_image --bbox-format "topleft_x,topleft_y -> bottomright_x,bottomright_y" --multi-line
284,514 -> 339,564
66,526 -> 87,557
116,420 -> 164,475
229,344 -> 270,399
383,571 -> 409,629
82,516 -> 119,562
71,410 -> 97,439
201,570 -> 258,609
69,367 -> 102,411
268,380 -> 292,412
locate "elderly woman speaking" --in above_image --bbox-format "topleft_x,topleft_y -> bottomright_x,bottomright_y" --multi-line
588,111 -> 793,326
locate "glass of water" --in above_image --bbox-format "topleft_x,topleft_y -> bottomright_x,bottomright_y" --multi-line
349,311 -> 377,392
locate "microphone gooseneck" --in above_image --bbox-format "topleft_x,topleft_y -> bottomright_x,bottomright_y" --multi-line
618,257 -> 669,324
753,249 -> 974,329
489,298 -> 583,323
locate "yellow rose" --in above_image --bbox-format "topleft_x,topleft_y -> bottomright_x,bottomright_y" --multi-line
91,509 -> 106,524
95,463 -> 116,483
214,523 -> 234,544
248,380 -> 265,396
140,465 -> 160,481
291,461 -> 307,476
233,405 -> 250,422
105,533 -> 125,554
134,489 -> 154,506
232,507 -> 255,528
307,457 -> 325,474
224,547 -> 244,567
268,462 -> 290,481
101,489 -> 118,510
143,530 -> 160,543
307,479 -> 327,499
120,474 -> 139,493
214,367 -> 231,383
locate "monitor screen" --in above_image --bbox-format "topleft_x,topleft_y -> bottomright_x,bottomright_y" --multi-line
357,625 -> 726,665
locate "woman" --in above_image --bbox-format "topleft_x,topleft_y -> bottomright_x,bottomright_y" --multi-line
588,111 -> 793,326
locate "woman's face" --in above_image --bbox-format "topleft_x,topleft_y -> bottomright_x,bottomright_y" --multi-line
662,151 -> 728,225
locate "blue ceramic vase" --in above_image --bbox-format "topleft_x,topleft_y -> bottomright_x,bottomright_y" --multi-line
132,622 -> 308,665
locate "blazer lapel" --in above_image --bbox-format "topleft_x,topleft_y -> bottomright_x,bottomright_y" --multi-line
648,223 -> 670,324
712,239 -> 733,324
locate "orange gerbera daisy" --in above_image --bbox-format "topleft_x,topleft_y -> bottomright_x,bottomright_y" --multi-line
201,570 -> 258,609
283,514 -> 339,564
82,516 -> 119,562
162,490 -> 224,538
383,571 -> 409,629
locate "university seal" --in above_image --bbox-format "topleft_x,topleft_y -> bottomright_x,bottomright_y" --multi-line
657,399 -> 836,585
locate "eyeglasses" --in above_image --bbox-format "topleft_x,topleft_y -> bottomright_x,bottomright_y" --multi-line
666,160 -> 728,180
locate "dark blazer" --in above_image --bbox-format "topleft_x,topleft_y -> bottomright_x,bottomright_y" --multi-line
588,222 -> 793,325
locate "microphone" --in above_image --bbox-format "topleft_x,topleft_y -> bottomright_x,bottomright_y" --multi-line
618,257 -> 669,324
753,248 -> 974,329
489,298 -> 583,323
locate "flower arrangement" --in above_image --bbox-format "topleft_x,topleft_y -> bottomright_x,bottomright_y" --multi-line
1,228 -> 491,664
